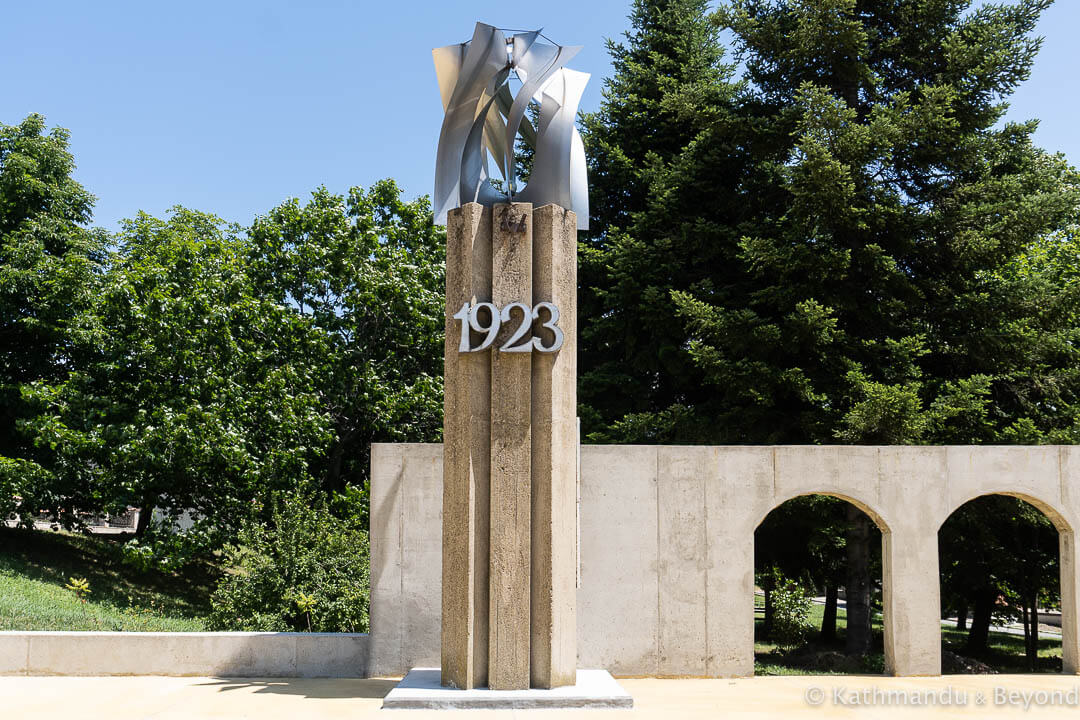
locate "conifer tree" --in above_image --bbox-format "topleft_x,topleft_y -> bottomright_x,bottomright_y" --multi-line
578,0 -> 743,438
672,0 -> 1080,450
582,0 -> 1079,658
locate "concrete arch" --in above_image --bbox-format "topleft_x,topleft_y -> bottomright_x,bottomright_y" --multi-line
937,490 -> 1079,675
755,490 -> 892,534
939,490 -> 1072,534
752,490 -> 893,677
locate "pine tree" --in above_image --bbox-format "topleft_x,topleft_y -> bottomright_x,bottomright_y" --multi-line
675,0 -> 1080,446
578,0 -> 743,439
583,0 -> 1080,445
582,0 -> 1079,659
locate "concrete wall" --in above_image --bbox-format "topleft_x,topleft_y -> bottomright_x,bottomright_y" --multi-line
370,443 -> 1080,678
0,632 -> 369,677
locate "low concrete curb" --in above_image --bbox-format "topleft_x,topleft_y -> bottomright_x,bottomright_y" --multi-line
0,631 -> 369,677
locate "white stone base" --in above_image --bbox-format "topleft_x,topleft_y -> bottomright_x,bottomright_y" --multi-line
382,668 -> 633,709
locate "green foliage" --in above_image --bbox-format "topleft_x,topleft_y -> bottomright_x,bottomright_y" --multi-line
20,207 -> 333,538
756,495 -> 857,591
208,491 -> 369,633
582,0 -> 1080,446
9,167 -> 443,561
585,1 -> 1076,668
939,624 -> 1062,674
767,570 -> 814,650
939,495 -> 1059,626
120,518 -> 218,574
246,180 -> 445,525
64,576 -> 90,603
579,0 -> 742,439
0,114 -> 107,522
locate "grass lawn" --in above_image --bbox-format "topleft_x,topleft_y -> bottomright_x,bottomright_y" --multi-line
754,599 -> 1062,675
0,527 -> 220,631
754,602 -> 885,675
940,624 -> 1061,674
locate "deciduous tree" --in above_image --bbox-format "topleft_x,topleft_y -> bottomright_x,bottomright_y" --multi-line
0,115 -> 107,519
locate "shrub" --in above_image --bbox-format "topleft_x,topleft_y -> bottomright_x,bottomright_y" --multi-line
770,572 -> 813,650
207,491 -> 369,632
121,517 -> 218,573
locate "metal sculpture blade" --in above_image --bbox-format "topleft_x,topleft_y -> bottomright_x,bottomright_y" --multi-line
433,22 -> 590,230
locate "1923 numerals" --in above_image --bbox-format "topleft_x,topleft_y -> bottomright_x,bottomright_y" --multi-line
452,301 -> 563,353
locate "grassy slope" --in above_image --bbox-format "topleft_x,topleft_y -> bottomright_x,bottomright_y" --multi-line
755,603 -> 1062,675
0,527 -> 219,631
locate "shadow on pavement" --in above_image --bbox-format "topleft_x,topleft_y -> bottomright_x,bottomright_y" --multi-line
197,677 -> 399,699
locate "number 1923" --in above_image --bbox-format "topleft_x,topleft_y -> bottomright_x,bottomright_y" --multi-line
452,301 -> 564,353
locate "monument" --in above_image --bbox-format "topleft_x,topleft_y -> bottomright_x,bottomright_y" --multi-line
370,21 -> 1080,704
381,22 -> 631,709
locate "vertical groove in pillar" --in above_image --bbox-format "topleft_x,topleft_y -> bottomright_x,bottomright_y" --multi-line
441,203 -> 491,689
530,204 -> 578,688
488,202 -> 533,690
468,206 -> 493,689
1060,530 -> 1078,674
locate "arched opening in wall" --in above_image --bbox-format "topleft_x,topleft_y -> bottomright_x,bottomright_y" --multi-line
754,494 -> 885,675
938,494 -> 1063,674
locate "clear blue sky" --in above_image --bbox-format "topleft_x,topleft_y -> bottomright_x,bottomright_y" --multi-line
1,1 -> 1076,231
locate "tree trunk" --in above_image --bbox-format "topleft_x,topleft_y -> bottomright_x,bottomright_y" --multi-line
845,505 -> 872,656
135,499 -> 155,537
325,425 -> 361,495
1019,600 -> 1028,669
956,603 -> 968,632
966,589 -> 995,654
821,584 -> 838,643
763,586 -> 774,638
1028,592 -> 1039,671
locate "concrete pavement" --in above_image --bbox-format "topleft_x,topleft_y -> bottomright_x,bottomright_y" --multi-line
5,674 -> 1080,718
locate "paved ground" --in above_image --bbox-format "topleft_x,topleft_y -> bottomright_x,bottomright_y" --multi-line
940,617 -> 1062,638
2,519 -> 135,534
4,674 -> 1080,718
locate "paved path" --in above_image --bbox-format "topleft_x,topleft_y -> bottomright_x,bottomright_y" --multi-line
4,674 -> 1080,719
769,592 -> 1064,639
940,617 -> 1062,639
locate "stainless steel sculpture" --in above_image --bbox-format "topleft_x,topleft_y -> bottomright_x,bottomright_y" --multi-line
433,22 -> 590,230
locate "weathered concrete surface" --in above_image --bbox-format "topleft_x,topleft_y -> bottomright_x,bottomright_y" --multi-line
370,443 -> 443,678
707,446 -> 771,677
441,203 -> 492,689
382,667 -> 631,709
0,633 -> 28,675
1058,446 -> 1080,674
577,445 -> 659,676
657,448 -> 709,676
0,632 -> 369,677
371,444 -> 1080,678
529,203 -> 578,689
442,203 -> 579,690
487,202 -> 533,690
15,675 -> 1080,720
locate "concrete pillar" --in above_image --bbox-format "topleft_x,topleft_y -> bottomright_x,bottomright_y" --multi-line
443,202 -> 577,691
709,447 -> 772,678
530,204 -> 578,688
441,203 -> 492,689
488,202 -> 534,690
1060,530 -> 1079,674
882,528 -> 942,676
